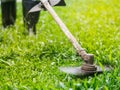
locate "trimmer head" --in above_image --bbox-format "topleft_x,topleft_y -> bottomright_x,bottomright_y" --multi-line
59,65 -> 111,76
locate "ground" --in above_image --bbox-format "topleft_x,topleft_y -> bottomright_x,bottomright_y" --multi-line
0,0 -> 120,89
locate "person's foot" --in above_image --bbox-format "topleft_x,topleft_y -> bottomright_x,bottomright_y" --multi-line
29,28 -> 35,36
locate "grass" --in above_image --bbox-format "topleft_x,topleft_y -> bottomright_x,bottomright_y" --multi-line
0,0 -> 120,89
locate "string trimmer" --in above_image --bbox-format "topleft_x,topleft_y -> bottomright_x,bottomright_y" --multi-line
29,0 -> 111,76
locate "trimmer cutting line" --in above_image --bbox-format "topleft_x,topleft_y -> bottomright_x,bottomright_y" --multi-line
29,0 -> 111,76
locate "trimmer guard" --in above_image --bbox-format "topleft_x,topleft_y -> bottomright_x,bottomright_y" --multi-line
59,66 -> 111,76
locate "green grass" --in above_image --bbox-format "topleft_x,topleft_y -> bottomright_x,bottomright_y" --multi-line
0,0 -> 120,89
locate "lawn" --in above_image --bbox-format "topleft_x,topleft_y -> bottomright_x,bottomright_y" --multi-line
0,0 -> 120,89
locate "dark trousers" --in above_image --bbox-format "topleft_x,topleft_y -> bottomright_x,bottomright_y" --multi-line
22,0 -> 40,34
1,0 -> 40,34
1,1 -> 16,27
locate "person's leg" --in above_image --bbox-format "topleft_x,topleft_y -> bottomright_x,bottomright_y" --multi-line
22,0 -> 40,35
1,0 -> 16,28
